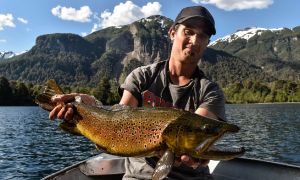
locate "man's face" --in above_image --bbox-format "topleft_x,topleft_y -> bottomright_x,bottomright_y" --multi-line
169,19 -> 210,65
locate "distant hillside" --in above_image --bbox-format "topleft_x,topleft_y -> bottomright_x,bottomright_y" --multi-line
210,26 -> 300,81
0,15 -> 299,87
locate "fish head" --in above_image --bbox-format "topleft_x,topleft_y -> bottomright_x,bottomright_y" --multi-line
164,112 -> 244,160
189,117 -> 240,153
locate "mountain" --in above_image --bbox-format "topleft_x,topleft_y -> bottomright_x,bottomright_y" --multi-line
0,15 -> 174,86
0,51 -> 16,60
210,26 -> 300,81
0,15 -> 297,87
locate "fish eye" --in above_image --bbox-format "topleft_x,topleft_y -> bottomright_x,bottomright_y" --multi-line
201,124 -> 213,133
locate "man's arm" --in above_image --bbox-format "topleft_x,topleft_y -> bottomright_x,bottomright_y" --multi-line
119,90 -> 139,107
195,107 -> 218,119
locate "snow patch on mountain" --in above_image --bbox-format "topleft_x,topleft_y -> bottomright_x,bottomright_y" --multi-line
0,50 -> 27,60
0,51 -> 15,60
209,27 -> 284,46
139,15 -> 169,29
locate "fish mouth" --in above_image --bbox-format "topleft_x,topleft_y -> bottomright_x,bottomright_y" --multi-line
196,124 -> 245,160
202,145 -> 245,160
225,123 -> 240,133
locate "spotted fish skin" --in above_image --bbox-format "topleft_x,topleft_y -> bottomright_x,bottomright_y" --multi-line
74,104 -> 187,156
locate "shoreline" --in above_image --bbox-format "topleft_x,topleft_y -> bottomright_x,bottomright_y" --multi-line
1,102 -> 300,107
226,102 -> 300,105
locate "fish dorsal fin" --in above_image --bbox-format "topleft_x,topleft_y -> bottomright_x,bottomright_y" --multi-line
35,79 -> 64,111
152,150 -> 174,180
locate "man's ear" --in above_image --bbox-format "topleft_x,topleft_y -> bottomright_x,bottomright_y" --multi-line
168,28 -> 176,41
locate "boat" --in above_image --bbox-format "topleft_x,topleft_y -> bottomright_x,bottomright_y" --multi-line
42,153 -> 300,180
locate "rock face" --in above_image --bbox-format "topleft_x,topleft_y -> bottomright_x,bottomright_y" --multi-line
32,33 -> 96,56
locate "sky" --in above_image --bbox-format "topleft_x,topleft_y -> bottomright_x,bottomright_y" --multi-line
0,0 -> 299,53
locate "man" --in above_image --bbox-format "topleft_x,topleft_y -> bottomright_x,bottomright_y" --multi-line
50,6 -> 226,179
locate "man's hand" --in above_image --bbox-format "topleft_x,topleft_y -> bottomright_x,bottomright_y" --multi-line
179,155 -> 209,169
49,93 -> 98,120
157,151 -> 209,169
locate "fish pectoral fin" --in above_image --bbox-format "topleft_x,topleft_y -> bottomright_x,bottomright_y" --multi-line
94,144 -> 108,153
152,150 -> 174,180
59,121 -> 82,136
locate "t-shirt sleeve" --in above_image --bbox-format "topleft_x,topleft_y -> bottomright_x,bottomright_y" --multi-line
199,81 -> 226,121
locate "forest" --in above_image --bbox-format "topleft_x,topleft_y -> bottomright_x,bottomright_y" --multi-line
1,76 -> 299,106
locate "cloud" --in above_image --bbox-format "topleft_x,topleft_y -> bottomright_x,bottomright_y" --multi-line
92,1 -> 161,32
51,5 -> 92,22
191,0 -> 274,11
0,13 -> 15,31
0,39 -> 7,43
17,17 -> 28,24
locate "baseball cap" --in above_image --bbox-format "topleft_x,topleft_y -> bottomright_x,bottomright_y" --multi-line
174,6 -> 216,36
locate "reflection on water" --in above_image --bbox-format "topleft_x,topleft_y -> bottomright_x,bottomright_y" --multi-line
0,104 -> 299,179
224,103 -> 300,165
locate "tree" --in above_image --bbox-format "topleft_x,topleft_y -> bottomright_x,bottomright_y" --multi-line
0,76 -> 13,105
14,82 -> 31,105
107,79 -> 121,105
93,77 -> 111,105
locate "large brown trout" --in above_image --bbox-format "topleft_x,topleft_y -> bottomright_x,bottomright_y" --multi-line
36,80 -> 245,180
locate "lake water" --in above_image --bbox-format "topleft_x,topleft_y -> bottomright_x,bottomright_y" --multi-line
0,104 -> 299,179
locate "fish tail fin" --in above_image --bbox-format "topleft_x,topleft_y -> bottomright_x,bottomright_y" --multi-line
35,79 -> 64,111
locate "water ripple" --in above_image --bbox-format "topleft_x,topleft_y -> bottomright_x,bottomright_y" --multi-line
224,103 -> 300,165
0,107 -> 98,180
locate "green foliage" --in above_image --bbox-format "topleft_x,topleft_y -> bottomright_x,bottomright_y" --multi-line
1,75 -> 299,106
85,26 -> 129,42
10,81 -> 32,105
293,26 -> 300,35
107,79 -> 121,105
91,49 -> 124,84
123,59 -> 144,77
224,80 -> 300,103
0,76 -> 121,106
92,77 -> 120,105
93,76 -> 110,104
0,77 -> 36,105
200,53 -> 275,85
0,76 -> 13,105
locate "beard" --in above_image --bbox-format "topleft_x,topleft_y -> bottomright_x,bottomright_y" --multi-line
182,48 -> 201,64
